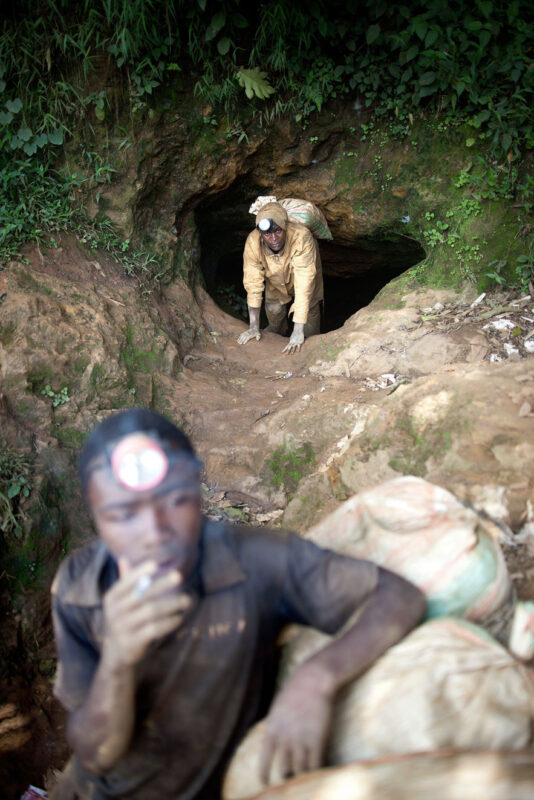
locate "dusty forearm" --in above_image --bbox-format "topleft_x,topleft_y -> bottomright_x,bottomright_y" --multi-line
299,569 -> 426,698
67,651 -> 136,773
248,306 -> 261,330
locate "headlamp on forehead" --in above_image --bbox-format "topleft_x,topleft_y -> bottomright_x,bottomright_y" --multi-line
107,432 -> 201,492
257,217 -> 276,233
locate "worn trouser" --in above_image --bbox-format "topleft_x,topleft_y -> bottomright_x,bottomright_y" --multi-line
265,300 -> 321,337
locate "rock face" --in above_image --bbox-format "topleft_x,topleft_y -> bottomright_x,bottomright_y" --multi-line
89,99 -> 526,302
0,99 -> 533,796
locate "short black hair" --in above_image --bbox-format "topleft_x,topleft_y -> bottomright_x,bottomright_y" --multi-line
78,408 -> 194,495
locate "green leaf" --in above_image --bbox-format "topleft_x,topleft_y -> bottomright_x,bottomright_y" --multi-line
501,132 -> 512,152
414,20 -> 427,41
48,128 -> 64,146
479,1 -> 492,17
466,137 -> 475,147
236,67 -> 275,101
198,0 -> 207,9
479,29 -> 491,49
9,135 -> 21,149
23,140 -> 37,156
34,133 -> 48,148
418,85 -> 437,98
18,126 -> 32,141
405,45 -> 419,62
419,71 -> 436,85
425,29 -> 438,47
217,37 -> 231,55
6,98 -> 22,113
473,109 -> 490,127
0,110 -> 13,125
167,62 -> 181,71
0,80 -> 5,93
95,105 -> 106,121
205,11 -> 226,42
366,24 -> 381,45
232,12 -> 248,28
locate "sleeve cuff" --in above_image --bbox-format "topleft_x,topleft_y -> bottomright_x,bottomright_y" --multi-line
291,308 -> 309,324
247,293 -> 263,309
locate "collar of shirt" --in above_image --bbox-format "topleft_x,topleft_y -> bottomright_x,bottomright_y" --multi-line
57,519 -> 247,607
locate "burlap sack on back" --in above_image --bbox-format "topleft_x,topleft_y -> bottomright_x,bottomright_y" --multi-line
223,619 -> 534,800
249,196 -> 333,240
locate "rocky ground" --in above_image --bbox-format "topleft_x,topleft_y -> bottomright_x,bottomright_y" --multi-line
1,237 -> 534,796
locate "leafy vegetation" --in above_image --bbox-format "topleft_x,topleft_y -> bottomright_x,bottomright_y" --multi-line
0,0 -> 532,287
41,384 -> 71,407
269,440 -> 316,494
0,441 -> 32,539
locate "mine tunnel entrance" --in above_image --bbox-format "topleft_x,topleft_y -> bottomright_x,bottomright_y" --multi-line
196,184 -> 425,333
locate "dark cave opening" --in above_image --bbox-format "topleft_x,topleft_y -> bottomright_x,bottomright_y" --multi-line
196,186 -> 426,334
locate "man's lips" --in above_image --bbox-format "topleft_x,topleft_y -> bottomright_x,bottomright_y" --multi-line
154,557 -> 183,575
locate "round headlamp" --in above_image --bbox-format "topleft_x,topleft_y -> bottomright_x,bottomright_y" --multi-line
110,433 -> 169,491
257,217 -> 274,232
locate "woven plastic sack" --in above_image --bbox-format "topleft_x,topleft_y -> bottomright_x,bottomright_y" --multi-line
223,619 -> 534,799
303,476 -> 514,639
224,749 -> 534,800
249,195 -> 333,240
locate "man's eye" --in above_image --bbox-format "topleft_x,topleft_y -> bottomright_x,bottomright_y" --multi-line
170,492 -> 196,508
106,510 -> 136,522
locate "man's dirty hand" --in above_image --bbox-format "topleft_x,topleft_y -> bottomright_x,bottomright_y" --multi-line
101,559 -> 192,668
237,327 -> 261,345
282,324 -> 304,355
259,665 -> 333,785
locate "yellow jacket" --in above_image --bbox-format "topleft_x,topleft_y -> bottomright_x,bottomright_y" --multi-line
243,223 -> 323,325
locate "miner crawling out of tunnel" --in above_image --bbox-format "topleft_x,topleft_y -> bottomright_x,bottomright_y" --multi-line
237,200 -> 324,355
49,408 -> 425,800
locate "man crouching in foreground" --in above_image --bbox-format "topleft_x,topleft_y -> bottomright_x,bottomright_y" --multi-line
50,409 -> 425,800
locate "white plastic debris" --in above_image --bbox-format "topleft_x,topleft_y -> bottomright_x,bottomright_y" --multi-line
504,343 -> 520,357
301,394 -> 311,401
489,354 -> 502,362
363,374 -> 398,391
320,386 -> 326,392
525,340 -> 534,353
470,292 -> 486,307
483,318 -> 515,331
